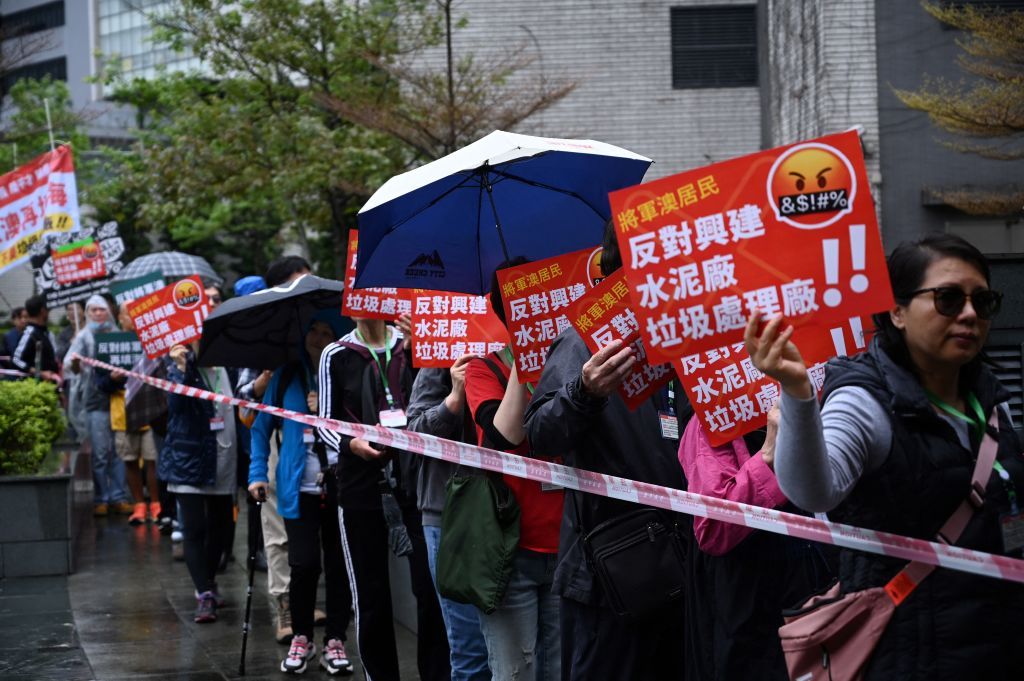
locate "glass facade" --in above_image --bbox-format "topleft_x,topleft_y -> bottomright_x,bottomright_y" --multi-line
96,0 -> 201,81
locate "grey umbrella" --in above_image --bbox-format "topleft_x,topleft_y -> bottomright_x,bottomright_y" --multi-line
111,251 -> 223,285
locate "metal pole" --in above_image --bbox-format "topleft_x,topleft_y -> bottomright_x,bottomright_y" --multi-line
44,99 -> 56,151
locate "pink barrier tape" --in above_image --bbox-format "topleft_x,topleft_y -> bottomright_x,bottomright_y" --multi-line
0,368 -> 29,377
73,353 -> 1024,584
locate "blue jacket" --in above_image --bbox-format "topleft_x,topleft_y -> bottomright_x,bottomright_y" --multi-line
158,354 -> 218,488
249,364 -> 315,519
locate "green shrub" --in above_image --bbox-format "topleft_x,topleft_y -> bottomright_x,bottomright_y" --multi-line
0,380 -> 66,475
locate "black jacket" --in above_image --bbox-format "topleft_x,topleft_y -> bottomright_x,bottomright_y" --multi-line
524,328 -> 688,606
821,344 -> 1024,680
158,354 -> 217,488
317,329 -> 415,510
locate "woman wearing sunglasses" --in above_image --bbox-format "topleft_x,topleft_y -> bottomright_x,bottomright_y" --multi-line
745,234 -> 1023,680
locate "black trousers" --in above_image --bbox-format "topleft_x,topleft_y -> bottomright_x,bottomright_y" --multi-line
177,493 -> 234,594
338,503 -> 450,681
283,477 -> 352,643
560,597 -> 686,681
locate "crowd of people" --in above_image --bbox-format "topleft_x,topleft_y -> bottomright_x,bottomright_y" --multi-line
3,224 -> 1022,680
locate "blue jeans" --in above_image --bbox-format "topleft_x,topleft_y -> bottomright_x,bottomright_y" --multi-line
479,549 -> 560,681
423,524 -> 490,681
89,410 -> 128,505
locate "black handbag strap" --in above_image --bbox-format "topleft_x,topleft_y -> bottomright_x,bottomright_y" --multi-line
456,355 -> 511,486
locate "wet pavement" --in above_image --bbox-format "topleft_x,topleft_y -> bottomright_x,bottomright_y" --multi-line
1,504 -> 421,680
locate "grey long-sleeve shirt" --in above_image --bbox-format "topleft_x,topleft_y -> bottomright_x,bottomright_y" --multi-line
776,387 -> 980,513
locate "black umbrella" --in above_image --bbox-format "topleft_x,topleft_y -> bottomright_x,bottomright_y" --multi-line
197,274 -> 351,369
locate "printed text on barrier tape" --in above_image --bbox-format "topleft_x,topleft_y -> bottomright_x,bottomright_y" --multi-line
72,353 -> 1024,585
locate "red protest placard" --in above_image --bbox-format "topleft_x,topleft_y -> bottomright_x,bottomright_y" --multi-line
342,230 -> 413,320
675,316 -> 873,445
496,246 -> 603,383
611,130 -> 892,364
127,276 -> 211,359
410,291 -> 509,368
567,269 -> 672,410
52,237 -> 106,285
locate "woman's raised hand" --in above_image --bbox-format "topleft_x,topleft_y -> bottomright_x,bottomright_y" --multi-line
743,313 -> 813,399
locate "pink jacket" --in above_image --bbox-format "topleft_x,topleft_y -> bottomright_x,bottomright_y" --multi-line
678,417 -> 788,556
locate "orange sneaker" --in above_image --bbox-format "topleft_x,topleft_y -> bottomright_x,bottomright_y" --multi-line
128,503 -> 147,525
148,502 -> 162,523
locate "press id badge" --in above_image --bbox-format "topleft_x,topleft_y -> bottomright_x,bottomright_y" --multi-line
303,428 -> 316,444
209,417 -> 225,432
1000,512 -> 1024,553
659,412 -> 679,440
379,409 -> 408,429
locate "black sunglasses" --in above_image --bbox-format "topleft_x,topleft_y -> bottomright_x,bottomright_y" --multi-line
909,286 -> 1003,320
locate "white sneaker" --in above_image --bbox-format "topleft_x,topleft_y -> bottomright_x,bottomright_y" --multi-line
320,638 -> 353,675
281,634 -> 315,674
171,529 -> 183,542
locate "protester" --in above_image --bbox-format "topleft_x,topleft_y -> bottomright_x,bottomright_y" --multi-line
524,221 -> 688,680
679,408 -> 832,680
12,295 -> 60,383
462,261 -> 563,681
265,255 -> 311,289
747,234 -> 1024,679
250,311 -> 354,675
2,306 -> 26,364
160,340 -> 237,623
93,306 -> 162,525
407,356 -> 491,681
317,316 -> 450,681
56,301 -> 86,361
65,295 -> 131,516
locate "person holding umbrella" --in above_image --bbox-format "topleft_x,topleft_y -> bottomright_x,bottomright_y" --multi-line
248,310 -> 354,676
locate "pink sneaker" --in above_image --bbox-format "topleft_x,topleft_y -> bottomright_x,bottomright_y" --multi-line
281,634 -> 315,674
320,638 -> 353,675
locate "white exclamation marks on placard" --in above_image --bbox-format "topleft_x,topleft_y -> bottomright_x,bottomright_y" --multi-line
830,317 -> 868,357
195,305 -> 207,333
823,239 -> 842,307
849,224 -> 868,293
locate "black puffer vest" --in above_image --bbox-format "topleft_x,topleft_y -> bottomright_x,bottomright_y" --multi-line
820,343 -> 1024,680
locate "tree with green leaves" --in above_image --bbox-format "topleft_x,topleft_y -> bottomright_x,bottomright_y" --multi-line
894,2 -> 1024,215
0,77 -> 90,176
92,0 -> 573,278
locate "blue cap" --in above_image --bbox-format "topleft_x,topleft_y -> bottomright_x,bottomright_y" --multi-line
234,275 -> 266,297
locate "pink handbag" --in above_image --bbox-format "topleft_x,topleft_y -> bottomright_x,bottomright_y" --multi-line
778,412 -> 1000,681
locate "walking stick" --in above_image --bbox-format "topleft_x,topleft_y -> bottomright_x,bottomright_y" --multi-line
238,487 -> 265,676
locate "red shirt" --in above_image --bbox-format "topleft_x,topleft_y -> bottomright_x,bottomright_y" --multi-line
465,352 -> 563,553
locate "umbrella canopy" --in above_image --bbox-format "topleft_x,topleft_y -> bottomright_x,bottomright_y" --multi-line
355,130 -> 652,294
112,251 -> 223,285
197,274 -> 351,369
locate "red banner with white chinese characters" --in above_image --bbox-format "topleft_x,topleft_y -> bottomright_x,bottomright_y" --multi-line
0,145 -> 81,275
675,316 -> 873,445
567,269 -> 672,411
52,237 -> 106,285
496,246 -> 603,383
611,130 -> 892,363
410,290 -> 509,368
127,276 -> 211,359
342,230 -> 413,320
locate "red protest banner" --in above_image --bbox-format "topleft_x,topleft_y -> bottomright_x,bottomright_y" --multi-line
127,276 -> 210,359
496,246 -> 603,383
0,145 -> 81,275
52,237 -> 106,285
611,130 -> 892,364
566,269 -> 672,411
342,230 -> 412,320
410,291 -> 508,368
675,316 -> 873,445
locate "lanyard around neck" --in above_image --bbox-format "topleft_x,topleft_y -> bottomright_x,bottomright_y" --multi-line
200,367 -> 222,396
357,328 -> 395,408
926,390 -> 986,441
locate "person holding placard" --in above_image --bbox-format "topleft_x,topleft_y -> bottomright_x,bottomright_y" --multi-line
746,234 -> 1024,679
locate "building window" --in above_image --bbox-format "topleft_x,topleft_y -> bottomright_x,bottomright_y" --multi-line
1,58 -> 67,96
0,1 -> 65,39
671,5 -> 758,89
